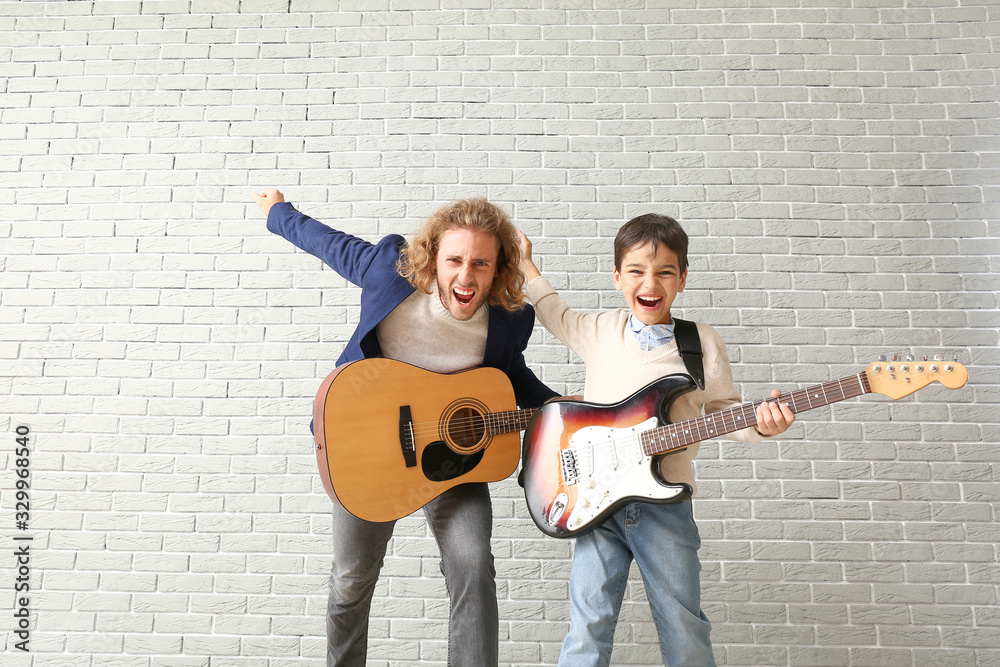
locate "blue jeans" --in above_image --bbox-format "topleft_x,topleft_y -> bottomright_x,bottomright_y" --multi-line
559,501 -> 716,667
327,482 -> 497,667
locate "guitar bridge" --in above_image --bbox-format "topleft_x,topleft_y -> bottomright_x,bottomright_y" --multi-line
399,405 -> 416,468
560,449 -> 578,485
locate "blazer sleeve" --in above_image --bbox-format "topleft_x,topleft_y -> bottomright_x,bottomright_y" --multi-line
266,201 -> 381,286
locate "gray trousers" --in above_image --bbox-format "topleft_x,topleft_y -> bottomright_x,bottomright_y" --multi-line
327,482 -> 498,667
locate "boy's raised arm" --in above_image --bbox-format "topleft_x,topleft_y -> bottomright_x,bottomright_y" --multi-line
516,230 -> 606,363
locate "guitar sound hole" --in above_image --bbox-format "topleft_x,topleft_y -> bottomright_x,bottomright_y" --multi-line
447,407 -> 486,453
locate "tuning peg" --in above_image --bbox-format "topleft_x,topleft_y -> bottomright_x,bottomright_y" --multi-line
878,355 -> 886,362
934,354 -> 945,361
924,355 -> 928,361
892,355 -> 899,362
905,354 -> 914,362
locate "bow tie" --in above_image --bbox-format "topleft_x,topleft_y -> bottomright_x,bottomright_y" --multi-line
628,314 -> 675,352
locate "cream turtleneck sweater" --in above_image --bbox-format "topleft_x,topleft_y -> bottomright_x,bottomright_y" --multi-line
375,283 -> 488,374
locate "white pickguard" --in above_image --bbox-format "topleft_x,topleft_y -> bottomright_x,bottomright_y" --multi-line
560,417 -> 686,532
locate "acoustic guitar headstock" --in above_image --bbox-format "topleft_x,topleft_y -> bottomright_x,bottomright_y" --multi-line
866,355 -> 968,400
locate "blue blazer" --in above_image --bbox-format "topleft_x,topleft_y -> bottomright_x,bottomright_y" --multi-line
267,202 -> 558,409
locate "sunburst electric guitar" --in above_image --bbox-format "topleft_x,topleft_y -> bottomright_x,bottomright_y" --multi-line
313,358 -> 539,522
521,358 -> 968,538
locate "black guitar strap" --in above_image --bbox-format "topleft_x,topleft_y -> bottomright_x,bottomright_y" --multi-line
672,318 -> 705,391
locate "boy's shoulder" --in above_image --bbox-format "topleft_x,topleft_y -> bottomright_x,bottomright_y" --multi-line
671,316 -> 725,342
591,306 -> 633,335
528,277 -> 629,324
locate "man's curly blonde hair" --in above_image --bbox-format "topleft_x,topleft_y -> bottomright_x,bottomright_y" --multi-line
397,198 -> 525,312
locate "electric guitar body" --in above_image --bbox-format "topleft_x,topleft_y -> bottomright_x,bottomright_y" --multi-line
521,374 -> 698,538
522,359 -> 968,538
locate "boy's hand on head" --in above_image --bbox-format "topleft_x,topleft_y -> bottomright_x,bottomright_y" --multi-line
517,230 -> 541,281
252,188 -> 285,218
754,388 -> 795,437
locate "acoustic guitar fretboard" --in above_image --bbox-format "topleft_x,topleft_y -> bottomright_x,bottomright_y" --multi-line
485,408 -> 538,435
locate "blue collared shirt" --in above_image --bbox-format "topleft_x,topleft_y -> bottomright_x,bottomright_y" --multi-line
628,313 -> 676,352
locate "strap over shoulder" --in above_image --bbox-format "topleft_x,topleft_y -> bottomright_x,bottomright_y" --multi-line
672,318 -> 705,391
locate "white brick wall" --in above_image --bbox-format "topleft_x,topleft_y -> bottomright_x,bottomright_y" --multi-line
1,2 -> 997,665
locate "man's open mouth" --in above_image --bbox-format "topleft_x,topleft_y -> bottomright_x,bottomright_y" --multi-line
637,295 -> 662,309
453,287 -> 476,306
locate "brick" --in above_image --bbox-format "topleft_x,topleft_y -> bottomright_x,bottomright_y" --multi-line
0,5 -> 997,665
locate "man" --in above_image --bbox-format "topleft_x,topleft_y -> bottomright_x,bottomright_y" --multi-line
252,189 -> 557,667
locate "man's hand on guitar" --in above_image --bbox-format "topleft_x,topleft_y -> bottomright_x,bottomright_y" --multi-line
755,389 -> 795,437
252,188 -> 286,218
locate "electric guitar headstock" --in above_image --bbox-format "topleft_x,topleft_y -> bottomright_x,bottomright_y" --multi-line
866,355 -> 968,400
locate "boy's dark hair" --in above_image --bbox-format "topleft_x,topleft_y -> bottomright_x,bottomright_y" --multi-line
613,213 -> 688,272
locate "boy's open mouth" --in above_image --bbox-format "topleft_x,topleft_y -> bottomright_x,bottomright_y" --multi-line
636,295 -> 662,309
453,287 -> 476,306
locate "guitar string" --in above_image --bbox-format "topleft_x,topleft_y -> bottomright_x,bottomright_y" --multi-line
566,378 -> 866,459
362,372 -> 856,443
346,382 -> 847,445
329,374 -> 867,449
333,388 -> 785,449
562,376 -> 866,463
328,428 -> 521,452
400,411 -> 531,437
330,413 -> 533,444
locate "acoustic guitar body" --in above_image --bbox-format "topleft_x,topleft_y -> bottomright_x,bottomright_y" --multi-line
314,359 -> 520,523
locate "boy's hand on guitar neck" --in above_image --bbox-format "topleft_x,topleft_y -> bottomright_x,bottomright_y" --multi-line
755,389 -> 795,437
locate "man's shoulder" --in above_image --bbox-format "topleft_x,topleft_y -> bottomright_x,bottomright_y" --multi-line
363,235 -> 411,289
378,233 -> 406,249
489,301 -> 535,324
360,233 -> 404,258
368,233 -> 407,264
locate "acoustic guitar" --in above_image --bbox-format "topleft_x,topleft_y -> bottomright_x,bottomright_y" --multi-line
521,358 -> 968,538
313,358 -> 537,522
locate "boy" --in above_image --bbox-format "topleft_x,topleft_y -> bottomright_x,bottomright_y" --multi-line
518,214 -> 794,667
